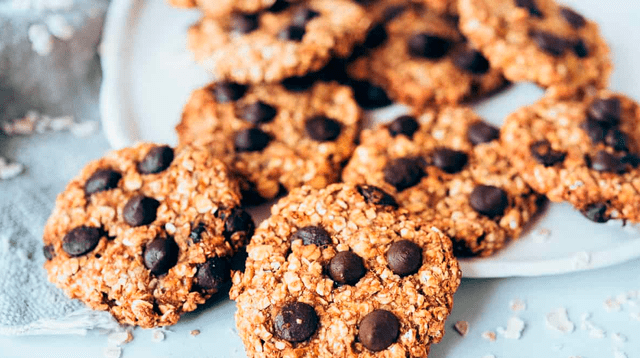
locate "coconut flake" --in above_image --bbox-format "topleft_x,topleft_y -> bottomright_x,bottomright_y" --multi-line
496,317 -> 525,340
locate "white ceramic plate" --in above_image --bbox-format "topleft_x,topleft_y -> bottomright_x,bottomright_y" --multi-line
100,0 -> 640,279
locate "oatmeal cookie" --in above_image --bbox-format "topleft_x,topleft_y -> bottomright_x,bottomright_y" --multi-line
343,107 -> 541,256
175,81 -> 361,202
168,0 -> 300,17
458,0 -> 611,98
412,0 -> 457,14
43,143 -> 255,328
346,2 -> 506,109
502,91 -> 640,223
188,0 -> 371,84
230,183 -> 461,357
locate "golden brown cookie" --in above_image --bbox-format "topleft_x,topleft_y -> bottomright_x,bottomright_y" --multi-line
168,0 -> 301,17
502,91 -> 640,223
43,144 -> 254,328
343,107 -> 541,256
347,2 -> 506,109
175,81 -> 361,202
188,0 -> 371,84
458,0 -> 611,98
230,183 -> 461,357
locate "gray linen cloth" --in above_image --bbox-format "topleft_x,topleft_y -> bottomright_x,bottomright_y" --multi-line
0,0 -> 122,335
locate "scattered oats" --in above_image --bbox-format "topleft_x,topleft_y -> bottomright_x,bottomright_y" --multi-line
45,14 -> 75,40
70,121 -> 99,137
604,297 -> 622,313
571,251 -> 591,270
107,330 -> 133,346
103,347 -> 122,358
510,298 -> 526,312
580,313 -> 605,339
481,331 -> 496,342
614,348 -> 628,358
497,316 -> 525,340
454,321 -> 469,336
552,344 -> 564,351
0,157 -> 25,180
532,228 -> 551,243
151,329 -> 165,342
28,23 -> 53,56
49,116 -> 74,131
190,330 -> 200,337
612,333 -> 627,344
546,307 -> 575,333
616,293 -> 629,306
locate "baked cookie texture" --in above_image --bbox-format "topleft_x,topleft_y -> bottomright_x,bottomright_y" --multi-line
343,107 -> 541,257
176,81 -> 361,202
230,183 -> 461,357
168,0 -> 297,17
458,0 -> 611,98
347,2 -> 506,108
188,0 -> 371,84
412,0 -> 457,14
502,91 -> 640,223
43,143 -> 254,328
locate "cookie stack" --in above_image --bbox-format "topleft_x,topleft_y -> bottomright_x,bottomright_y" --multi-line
41,0 -> 640,356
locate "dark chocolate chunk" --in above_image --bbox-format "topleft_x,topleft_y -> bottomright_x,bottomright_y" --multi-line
386,240 -> 422,276
62,226 -> 102,257
238,101 -> 277,124
605,129 -> 629,152
291,7 -> 320,26
573,39 -> 589,58
195,256 -> 231,290
223,208 -> 255,242
85,169 -> 121,195
351,81 -> 392,109
282,74 -> 316,92
515,0 -> 543,17
581,203 -> 610,223
469,185 -> 509,218
467,121 -> 500,145
235,128 -> 271,152
144,237 -> 179,275
358,310 -> 400,351
590,150 -> 625,173
530,140 -> 566,167
357,185 -> 398,208
588,98 -> 621,125
453,49 -> 491,74
267,0 -> 289,12
531,31 -> 569,56
230,13 -> 259,34
407,33 -> 451,59
388,115 -> 419,138
138,146 -> 174,174
43,244 -> 55,260
560,7 -> 586,29
229,248 -> 248,272
329,251 -> 366,285
278,24 -> 306,41
274,302 -> 319,342
213,82 -> 248,103
383,157 -> 425,191
581,120 -> 607,144
290,226 -> 332,247
305,115 -> 342,142
432,148 -> 469,174
363,23 -> 388,49
123,195 -> 160,227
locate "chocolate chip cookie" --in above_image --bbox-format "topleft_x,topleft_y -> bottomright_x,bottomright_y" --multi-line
347,2 -> 506,108
230,183 -> 461,357
458,0 -> 612,98
343,107 -> 541,257
43,143 -> 254,328
175,81 -> 361,202
187,0 -> 371,84
502,91 -> 640,223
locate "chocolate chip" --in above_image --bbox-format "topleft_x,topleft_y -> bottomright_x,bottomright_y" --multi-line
278,25 -> 306,41
230,13 -> 259,34
291,7 -> 320,26
305,115 -> 342,142
590,150 -> 626,173
282,74 -> 316,92
469,185 -> 508,218
453,50 -> 491,74
581,203 -> 610,223
123,195 -> 160,227
432,148 -> 469,174
530,140 -> 566,167
357,185 -> 398,208
560,7 -> 586,29
235,128 -> 271,152
515,0 -> 543,17
238,101 -> 277,124
189,223 -> 207,244
195,256 -> 231,290
383,157 -> 425,191
588,98 -> 621,125
229,248 -> 248,272
467,121 -> 500,145
138,146 -> 174,174
85,169 -> 121,195
573,39 -> 589,58
383,5 -> 407,22
358,310 -> 400,352
274,302 -> 319,342
329,251 -> 366,285
387,115 -> 419,138
290,226 -> 332,247
43,244 -> 55,260
605,129 -> 629,152
223,208 -> 255,242
621,153 -> 640,167
144,237 -> 179,275
363,23 -> 388,49
62,226 -> 102,257
386,240 -> 422,276
407,33 -> 451,59
531,31 -> 569,56
351,81 -> 392,109
267,0 -> 289,12
581,120 -> 607,144
213,82 -> 248,103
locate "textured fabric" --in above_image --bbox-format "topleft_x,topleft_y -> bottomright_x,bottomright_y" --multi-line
0,0 -> 119,335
